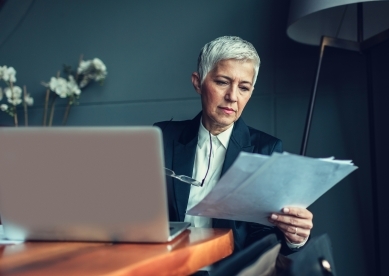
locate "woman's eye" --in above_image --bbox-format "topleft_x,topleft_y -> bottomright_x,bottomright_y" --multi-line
215,80 -> 227,85
240,86 -> 249,91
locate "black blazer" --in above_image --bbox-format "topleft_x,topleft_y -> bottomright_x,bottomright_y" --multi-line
154,112 -> 298,255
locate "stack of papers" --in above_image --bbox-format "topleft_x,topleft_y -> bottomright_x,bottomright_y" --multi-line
187,152 -> 357,226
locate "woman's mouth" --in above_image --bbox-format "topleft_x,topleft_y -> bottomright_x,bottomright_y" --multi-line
219,107 -> 235,114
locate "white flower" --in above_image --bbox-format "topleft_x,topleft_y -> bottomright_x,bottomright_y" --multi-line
0,104 -> 8,111
49,76 -> 68,98
92,58 -> 106,72
24,93 -> 34,106
67,75 -> 81,96
92,58 -> 107,81
79,76 -> 91,88
4,86 -> 22,105
95,72 -> 107,81
2,66 -> 17,83
77,58 -> 107,84
77,60 -> 92,74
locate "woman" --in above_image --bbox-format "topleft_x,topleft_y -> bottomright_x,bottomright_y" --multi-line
154,36 -> 313,254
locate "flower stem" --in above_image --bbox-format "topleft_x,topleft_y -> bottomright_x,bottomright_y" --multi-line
9,81 -> 18,127
14,110 -> 18,127
23,85 -> 28,126
43,88 -> 50,126
62,100 -> 71,125
48,95 -> 57,127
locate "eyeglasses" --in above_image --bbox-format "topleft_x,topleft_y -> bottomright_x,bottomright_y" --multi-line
165,168 -> 202,187
165,131 -> 213,188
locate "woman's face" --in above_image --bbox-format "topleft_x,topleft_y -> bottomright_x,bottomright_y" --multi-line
192,59 -> 255,135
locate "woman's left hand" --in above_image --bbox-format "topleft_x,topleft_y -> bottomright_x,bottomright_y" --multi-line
268,207 -> 313,244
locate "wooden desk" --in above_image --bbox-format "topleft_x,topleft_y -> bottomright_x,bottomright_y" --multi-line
0,227 -> 233,276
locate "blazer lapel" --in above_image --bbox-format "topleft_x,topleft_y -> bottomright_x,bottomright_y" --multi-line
221,118 -> 254,176
172,113 -> 201,221
214,118 -> 254,229
171,115 -> 254,224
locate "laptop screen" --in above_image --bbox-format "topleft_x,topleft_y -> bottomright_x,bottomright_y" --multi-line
0,127 -> 173,242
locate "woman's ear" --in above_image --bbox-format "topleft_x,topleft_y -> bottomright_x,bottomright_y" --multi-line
191,72 -> 201,95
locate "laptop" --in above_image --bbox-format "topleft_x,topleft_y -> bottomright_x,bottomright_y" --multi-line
0,126 -> 190,243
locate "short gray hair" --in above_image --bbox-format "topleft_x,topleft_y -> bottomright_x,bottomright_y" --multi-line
197,36 -> 260,85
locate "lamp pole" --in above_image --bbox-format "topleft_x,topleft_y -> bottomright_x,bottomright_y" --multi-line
299,3 -> 384,273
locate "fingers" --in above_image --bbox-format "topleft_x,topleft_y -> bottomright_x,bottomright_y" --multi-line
269,213 -> 312,230
268,217 -> 310,243
272,221 -> 310,237
269,207 -> 313,229
283,207 -> 313,220
268,207 -> 313,244
273,221 -> 310,243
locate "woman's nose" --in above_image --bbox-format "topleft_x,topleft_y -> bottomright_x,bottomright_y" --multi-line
225,86 -> 238,102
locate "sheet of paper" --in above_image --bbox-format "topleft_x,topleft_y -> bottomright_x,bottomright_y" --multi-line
187,152 -> 358,226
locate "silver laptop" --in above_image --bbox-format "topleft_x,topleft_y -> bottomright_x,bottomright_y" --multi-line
0,126 -> 190,243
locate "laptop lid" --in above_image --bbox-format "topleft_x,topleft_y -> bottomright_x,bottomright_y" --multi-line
0,126 -> 186,243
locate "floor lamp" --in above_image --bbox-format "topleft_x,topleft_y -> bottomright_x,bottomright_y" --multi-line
287,0 -> 389,274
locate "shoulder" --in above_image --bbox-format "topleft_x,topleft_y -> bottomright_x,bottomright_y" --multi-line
153,119 -> 191,141
154,119 -> 190,131
154,119 -> 190,132
246,125 -> 283,154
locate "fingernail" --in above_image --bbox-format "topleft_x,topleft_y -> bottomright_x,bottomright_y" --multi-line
271,214 -> 278,219
283,208 -> 290,213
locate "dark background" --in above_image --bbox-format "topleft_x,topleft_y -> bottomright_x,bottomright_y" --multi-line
0,1 -> 388,275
